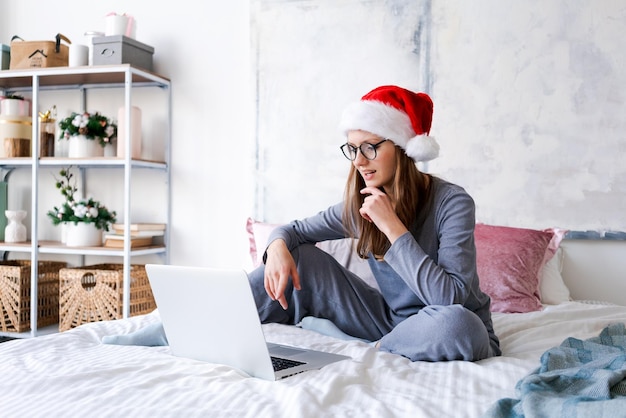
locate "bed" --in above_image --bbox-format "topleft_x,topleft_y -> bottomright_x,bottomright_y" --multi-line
1,222 -> 625,417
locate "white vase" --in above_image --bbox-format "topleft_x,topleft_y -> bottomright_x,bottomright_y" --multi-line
64,222 -> 102,247
68,135 -> 105,158
4,210 -> 27,243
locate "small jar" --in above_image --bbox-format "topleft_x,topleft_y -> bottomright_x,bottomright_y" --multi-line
39,107 -> 56,157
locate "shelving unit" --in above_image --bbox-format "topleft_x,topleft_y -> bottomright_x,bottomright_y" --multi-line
0,65 -> 171,338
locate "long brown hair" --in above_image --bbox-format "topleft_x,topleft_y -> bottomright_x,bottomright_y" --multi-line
342,145 -> 432,259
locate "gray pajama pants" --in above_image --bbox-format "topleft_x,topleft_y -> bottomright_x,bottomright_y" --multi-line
248,244 -> 492,362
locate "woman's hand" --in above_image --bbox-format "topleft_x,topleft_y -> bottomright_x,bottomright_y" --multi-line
359,187 -> 409,244
263,239 -> 301,309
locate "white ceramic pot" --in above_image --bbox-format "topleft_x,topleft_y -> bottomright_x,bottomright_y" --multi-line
0,98 -> 31,116
68,135 -> 105,158
64,222 -> 102,247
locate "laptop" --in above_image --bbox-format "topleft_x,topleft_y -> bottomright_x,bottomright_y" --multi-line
145,264 -> 350,380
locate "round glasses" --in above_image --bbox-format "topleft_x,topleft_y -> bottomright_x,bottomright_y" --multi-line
340,139 -> 388,161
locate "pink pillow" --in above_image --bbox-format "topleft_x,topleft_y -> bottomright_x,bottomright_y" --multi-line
475,224 -> 564,313
246,218 -> 282,267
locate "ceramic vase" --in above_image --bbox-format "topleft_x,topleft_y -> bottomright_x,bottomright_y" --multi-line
68,134 -> 105,158
4,210 -> 27,243
64,222 -> 102,247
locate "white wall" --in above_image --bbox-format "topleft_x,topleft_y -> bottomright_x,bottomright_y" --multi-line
430,1 -> 626,231
0,1 -> 256,270
2,0 -> 625,274
252,0 -> 626,234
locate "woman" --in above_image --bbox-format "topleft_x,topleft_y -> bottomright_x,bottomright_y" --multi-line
250,85 -> 500,361
105,85 -> 500,362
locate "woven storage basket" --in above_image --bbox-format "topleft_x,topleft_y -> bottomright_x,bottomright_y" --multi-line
0,260 -> 67,333
59,263 -> 156,332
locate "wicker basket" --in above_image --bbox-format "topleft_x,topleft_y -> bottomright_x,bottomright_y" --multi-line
59,263 -> 156,332
0,260 -> 67,333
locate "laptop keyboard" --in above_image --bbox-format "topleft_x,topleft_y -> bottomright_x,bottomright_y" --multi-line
271,356 -> 306,371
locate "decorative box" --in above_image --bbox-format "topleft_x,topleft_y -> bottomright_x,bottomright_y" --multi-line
92,35 -> 154,71
58,264 -> 156,331
9,34 -> 70,69
1,44 -> 9,70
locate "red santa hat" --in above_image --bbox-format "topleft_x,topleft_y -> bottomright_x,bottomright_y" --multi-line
339,85 -> 439,162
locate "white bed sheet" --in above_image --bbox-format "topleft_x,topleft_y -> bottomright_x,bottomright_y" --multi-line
2,301 -> 626,418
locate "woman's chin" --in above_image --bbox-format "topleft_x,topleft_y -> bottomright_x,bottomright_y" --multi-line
363,179 -> 381,188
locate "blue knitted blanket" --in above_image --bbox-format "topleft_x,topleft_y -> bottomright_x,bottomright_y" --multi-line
484,322 -> 626,418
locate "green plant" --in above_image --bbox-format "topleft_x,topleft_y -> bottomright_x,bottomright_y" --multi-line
58,111 -> 117,147
4,94 -> 24,100
47,166 -> 117,231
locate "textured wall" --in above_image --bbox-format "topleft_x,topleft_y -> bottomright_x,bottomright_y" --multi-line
252,0 -> 431,222
252,0 -> 626,232
429,1 -> 626,231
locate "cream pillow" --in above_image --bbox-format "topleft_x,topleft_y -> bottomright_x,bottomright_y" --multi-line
246,218 -> 378,290
539,247 -> 571,304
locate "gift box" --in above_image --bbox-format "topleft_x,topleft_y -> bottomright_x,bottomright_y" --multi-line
1,44 -> 9,70
92,35 -> 154,71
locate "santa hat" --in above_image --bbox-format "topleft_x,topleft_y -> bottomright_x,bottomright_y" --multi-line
339,85 -> 439,162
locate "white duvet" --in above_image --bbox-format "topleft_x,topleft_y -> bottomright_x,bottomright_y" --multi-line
2,301 -> 626,418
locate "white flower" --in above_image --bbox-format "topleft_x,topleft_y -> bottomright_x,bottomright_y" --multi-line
73,203 -> 88,218
72,113 -> 89,128
88,207 -> 99,218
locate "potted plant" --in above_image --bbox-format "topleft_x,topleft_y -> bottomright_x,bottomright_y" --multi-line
47,166 -> 117,246
59,111 -> 117,158
0,94 -> 31,116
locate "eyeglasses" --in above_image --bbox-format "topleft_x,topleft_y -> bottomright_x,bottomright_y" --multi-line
340,139 -> 388,161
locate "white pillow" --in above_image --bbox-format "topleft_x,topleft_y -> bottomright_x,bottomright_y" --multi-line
539,247 -> 571,304
246,218 -> 378,290
316,239 -> 378,290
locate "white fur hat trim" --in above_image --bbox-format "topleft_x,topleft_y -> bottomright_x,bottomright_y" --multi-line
339,100 -> 439,162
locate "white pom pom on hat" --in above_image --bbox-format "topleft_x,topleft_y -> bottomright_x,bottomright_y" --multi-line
339,85 -> 439,162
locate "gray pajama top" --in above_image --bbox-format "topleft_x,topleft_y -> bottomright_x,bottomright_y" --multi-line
267,177 -> 499,351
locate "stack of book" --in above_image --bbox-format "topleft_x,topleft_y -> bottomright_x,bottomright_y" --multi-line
104,223 -> 166,249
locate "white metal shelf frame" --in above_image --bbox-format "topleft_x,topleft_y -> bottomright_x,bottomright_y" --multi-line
0,65 -> 171,337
